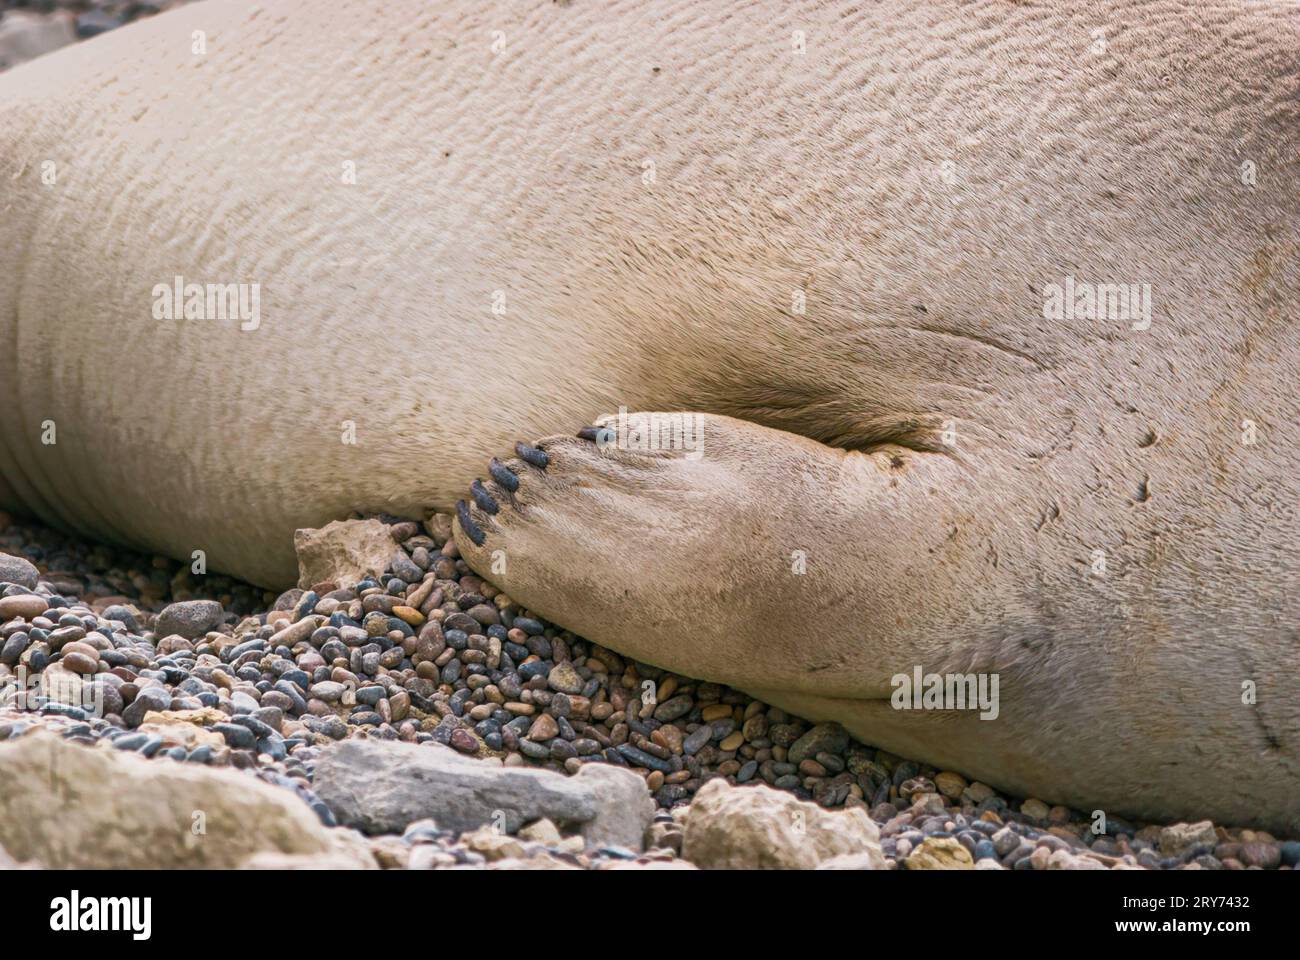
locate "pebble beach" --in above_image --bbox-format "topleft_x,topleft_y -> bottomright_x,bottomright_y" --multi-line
1,510 -> 1295,871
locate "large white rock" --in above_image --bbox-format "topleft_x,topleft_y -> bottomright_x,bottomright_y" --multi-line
681,779 -> 885,869
0,731 -> 373,868
294,518 -> 399,589
313,738 -> 655,850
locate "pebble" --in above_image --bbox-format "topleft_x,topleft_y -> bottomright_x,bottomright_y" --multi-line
682,724 -> 713,755
153,599 -> 225,640
653,695 -> 693,722
60,651 -> 98,675
0,552 -> 40,589
528,714 -> 559,742
934,771 -> 966,799
1020,798 -> 1050,820
547,662 -> 584,695
0,593 -> 48,621
122,687 -> 170,727
449,728 -> 479,754
787,723 -> 849,765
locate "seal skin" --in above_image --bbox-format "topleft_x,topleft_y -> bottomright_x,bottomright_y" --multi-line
0,1 -> 1296,832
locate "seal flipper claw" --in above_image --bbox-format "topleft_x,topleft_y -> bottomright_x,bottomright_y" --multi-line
470,479 -> 499,514
455,500 -> 486,546
488,457 -> 519,492
576,425 -> 616,447
515,442 -> 549,469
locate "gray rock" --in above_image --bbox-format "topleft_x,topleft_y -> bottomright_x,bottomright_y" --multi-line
991,825 -> 1021,856
122,686 -> 171,727
683,724 -> 713,754
74,11 -> 124,40
652,694 -> 693,722
253,706 -> 283,733
0,632 -> 30,667
154,600 -> 224,640
787,722 -> 849,765
313,739 -> 654,849
230,691 -> 259,715
0,552 -> 39,590
99,604 -> 140,632
389,550 -> 423,584
308,681 -> 347,703
0,11 -> 76,72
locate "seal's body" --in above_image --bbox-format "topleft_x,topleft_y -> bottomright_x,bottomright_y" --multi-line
1,0 -> 1296,831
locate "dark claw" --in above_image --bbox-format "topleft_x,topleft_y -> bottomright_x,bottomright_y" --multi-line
515,442 -> 549,469
488,457 -> 519,492
470,478 -> 498,514
577,425 -> 615,446
455,500 -> 486,546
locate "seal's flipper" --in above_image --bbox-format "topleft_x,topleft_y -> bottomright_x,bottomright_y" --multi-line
453,411 -> 1006,700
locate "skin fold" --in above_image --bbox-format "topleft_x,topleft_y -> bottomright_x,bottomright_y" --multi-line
0,0 -> 1296,830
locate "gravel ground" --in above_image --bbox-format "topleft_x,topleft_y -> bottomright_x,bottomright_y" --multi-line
2,510 -> 1295,870
0,0 -> 176,28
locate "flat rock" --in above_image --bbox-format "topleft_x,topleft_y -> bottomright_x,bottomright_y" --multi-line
294,519 -> 399,590
681,779 -> 885,869
312,738 -> 653,849
0,732 -> 371,868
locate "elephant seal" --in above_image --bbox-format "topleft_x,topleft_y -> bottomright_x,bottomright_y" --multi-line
1,0 -> 1296,832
